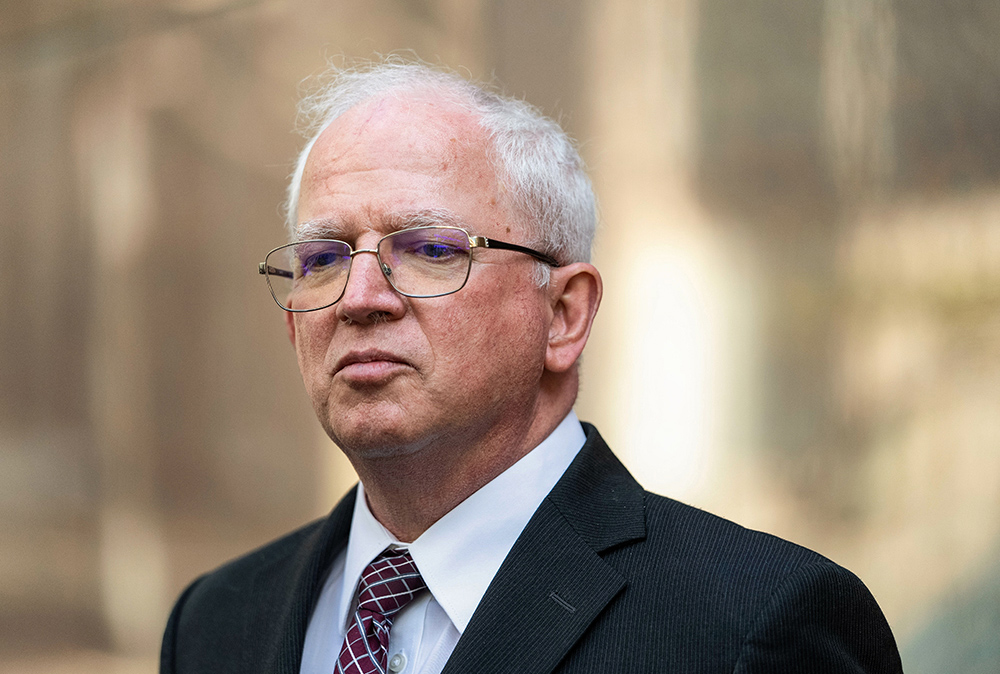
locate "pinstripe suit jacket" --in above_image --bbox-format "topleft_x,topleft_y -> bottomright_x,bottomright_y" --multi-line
161,424 -> 903,673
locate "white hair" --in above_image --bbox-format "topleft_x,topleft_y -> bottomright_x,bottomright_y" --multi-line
284,58 -> 597,280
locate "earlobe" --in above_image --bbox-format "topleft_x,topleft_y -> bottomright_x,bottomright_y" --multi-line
545,263 -> 603,373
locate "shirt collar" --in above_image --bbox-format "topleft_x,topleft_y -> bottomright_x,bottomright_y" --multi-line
335,411 -> 586,634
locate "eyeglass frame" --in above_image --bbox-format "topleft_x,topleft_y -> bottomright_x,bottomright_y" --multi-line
258,225 -> 561,313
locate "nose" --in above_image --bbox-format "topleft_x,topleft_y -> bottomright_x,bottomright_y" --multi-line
334,249 -> 406,325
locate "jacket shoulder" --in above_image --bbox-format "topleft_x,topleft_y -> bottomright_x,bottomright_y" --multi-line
574,492 -> 902,672
161,518 -> 328,673
641,491 -> 831,571
162,487 -> 357,674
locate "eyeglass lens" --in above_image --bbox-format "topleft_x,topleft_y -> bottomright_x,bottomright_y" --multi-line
263,227 -> 474,311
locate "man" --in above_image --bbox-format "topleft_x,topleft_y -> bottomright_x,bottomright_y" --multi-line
161,60 -> 903,673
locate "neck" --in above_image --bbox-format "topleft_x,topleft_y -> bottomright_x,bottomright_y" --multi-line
351,379 -> 577,542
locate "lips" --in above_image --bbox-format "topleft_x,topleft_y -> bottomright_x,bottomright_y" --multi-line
333,349 -> 412,378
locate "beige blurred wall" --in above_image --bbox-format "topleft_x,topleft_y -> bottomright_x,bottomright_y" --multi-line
2,1 -> 998,672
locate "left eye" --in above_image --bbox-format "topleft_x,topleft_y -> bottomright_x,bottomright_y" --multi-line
413,243 -> 461,259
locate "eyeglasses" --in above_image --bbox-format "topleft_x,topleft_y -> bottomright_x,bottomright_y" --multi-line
259,225 -> 560,313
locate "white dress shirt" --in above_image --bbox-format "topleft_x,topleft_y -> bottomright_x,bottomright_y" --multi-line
300,411 -> 587,674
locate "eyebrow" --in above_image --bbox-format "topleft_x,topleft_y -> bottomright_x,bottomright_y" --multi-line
295,208 -> 469,241
386,208 -> 466,231
294,218 -> 343,241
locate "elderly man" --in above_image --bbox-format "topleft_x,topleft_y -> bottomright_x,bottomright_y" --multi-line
161,61 -> 902,674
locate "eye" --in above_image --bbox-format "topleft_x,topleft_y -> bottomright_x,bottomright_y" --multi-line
383,228 -> 471,267
302,251 -> 340,272
295,243 -> 349,277
412,242 -> 462,260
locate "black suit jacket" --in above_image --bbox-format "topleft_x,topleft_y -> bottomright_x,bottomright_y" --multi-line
161,424 -> 903,673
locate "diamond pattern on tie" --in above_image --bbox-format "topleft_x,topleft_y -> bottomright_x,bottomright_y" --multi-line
336,549 -> 427,674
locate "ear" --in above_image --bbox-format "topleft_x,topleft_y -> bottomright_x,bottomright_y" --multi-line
545,262 -> 603,373
284,308 -> 297,347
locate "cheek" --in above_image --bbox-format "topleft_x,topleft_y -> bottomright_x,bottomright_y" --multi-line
293,315 -> 335,378
438,283 -> 547,368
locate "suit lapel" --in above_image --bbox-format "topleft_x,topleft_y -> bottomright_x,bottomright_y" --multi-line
242,486 -> 357,674
442,425 -> 646,674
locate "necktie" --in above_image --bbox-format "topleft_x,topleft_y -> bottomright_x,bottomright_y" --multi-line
336,548 -> 427,674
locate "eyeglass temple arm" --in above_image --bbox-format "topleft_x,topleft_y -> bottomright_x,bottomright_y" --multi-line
258,262 -> 294,279
471,237 -> 560,267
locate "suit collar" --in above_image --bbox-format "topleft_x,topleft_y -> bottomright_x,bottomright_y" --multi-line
546,422 -> 646,552
442,423 -> 646,674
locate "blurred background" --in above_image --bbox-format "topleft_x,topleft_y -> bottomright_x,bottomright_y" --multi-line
2,0 -> 999,671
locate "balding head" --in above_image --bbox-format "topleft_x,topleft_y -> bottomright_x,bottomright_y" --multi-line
286,58 -> 598,277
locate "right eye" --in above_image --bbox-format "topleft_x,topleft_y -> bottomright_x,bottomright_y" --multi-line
301,251 -> 340,273
294,243 -> 349,278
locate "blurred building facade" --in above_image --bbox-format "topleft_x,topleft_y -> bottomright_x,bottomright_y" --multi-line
1,0 -> 998,672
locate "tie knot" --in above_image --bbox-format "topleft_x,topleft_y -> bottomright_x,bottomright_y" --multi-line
356,549 -> 427,619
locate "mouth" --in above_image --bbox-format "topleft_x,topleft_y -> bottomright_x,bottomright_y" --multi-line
333,349 -> 413,382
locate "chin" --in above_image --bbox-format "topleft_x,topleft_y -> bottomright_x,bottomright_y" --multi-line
323,415 -> 429,462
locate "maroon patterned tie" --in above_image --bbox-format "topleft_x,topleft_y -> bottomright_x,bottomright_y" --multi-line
336,548 -> 427,674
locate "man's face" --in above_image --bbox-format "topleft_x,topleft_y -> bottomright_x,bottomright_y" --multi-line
288,94 -> 552,460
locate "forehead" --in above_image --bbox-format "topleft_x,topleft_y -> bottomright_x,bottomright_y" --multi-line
297,92 -> 505,234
